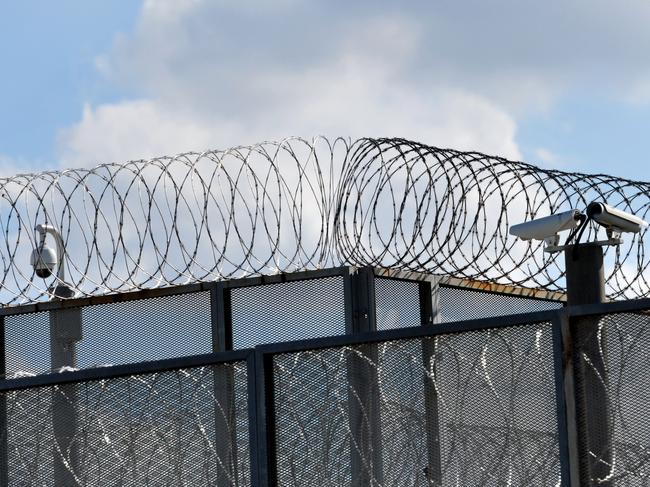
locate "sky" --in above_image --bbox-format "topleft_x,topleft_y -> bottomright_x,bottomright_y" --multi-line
1,0 -> 650,181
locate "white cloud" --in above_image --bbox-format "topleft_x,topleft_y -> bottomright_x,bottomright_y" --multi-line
19,0 -> 650,171
60,78 -> 521,167
534,147 -> 559,167
623,72 -> 650,105
58,0 -> 650,166
59,3 -> 524,166
0,156 -> 20,179
0,154 -> 40,179
59,101 -> 242,166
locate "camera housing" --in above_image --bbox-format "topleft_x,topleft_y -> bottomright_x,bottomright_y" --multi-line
587,202 -> 648,234
509,209 -> 584,241
30,223 -> 75,298
30,245 -> 58,278
31,224 -> 66,286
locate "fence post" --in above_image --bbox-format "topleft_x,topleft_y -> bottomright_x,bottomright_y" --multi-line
211,282 -> 239,486
419,278 -> 443,485
553,311 -> 581,486
344,266 -> 383,486
0,315 -> 7,485
254,348 -> 276,487
564,244 -> 612,486
50,307 -> 82,487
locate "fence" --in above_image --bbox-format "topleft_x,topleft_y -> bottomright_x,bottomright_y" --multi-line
0,267 -> 646,485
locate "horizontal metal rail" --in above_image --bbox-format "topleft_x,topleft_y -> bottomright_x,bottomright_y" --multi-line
0,281 -> 215,317
0,268 -> 564,317
439,275 -> 568,302
255,309 -> 559,355
0,349 -> 251,392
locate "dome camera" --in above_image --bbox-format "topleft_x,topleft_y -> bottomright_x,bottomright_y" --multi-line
31,224 -> 71,298
30,245 -> 57,278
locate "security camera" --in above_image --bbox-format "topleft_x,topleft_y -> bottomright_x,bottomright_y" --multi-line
31,224 -> 61,279
31,223 -> 73,298
30,244 -> 57,278
586,202 -> 648,234
509,209 -> 584,242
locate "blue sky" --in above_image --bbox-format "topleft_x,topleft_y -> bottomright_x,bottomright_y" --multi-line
0,1 -> 141,169
1,0 -> 650,181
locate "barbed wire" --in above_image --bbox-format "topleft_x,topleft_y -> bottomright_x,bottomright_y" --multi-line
0,136 -> 648,305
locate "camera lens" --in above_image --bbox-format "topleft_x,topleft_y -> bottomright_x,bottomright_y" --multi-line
35,267 -> 53,278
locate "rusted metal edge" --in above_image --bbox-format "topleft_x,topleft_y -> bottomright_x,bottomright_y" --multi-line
0,267 -> 566,317
437,275 -> 567,302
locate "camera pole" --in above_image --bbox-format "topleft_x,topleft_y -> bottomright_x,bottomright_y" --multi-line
564,243 -> 612,486
565,244 -> 606,305
37,225 -> 82,487
50,306 -> 82,486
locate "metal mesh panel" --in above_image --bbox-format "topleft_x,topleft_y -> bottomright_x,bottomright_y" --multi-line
1,361 -> 249,486
4,311 -> 50,378
439,285 -> 562,322
231,276 -> 345,348
4,291 -> 212,377
432,324 -> 560,486
375,278 -> 421,331
272,322 -> 560,486
573,311 -> 650,486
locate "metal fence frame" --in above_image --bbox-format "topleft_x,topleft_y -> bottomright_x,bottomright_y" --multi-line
0,271 -> 648,486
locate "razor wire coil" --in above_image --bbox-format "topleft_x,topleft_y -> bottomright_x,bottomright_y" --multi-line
0,137 -> 648,305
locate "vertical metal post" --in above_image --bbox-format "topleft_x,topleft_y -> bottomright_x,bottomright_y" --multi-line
554,311 -> 581,487
212,282 -> 233,352
419,278 -> 443,485
564,244 -> 612,486
0,315 -> 8,485
211,282 -> 239,486
565,244 -> 606,306
50,307 -> 82,487
246,352 -> 261,487
254,348 -> 276,487
344,267 -> 383,486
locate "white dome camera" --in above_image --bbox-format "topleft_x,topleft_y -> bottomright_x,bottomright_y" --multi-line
31,224 -> 69,294
30,244 -> 58,278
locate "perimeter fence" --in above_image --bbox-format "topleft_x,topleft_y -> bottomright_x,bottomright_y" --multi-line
0,267 -> 647,486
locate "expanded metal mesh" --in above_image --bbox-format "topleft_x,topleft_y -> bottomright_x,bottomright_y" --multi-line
4,290 -> 212,377
2,137 -> 648,306
1,361 -> 249,486
572,311 -> 650,486
272,322 -> 560,486
230,276 -> 346,348
4,310 -> 50,378
375,278 -> 422,330
438,285 -> 563,322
